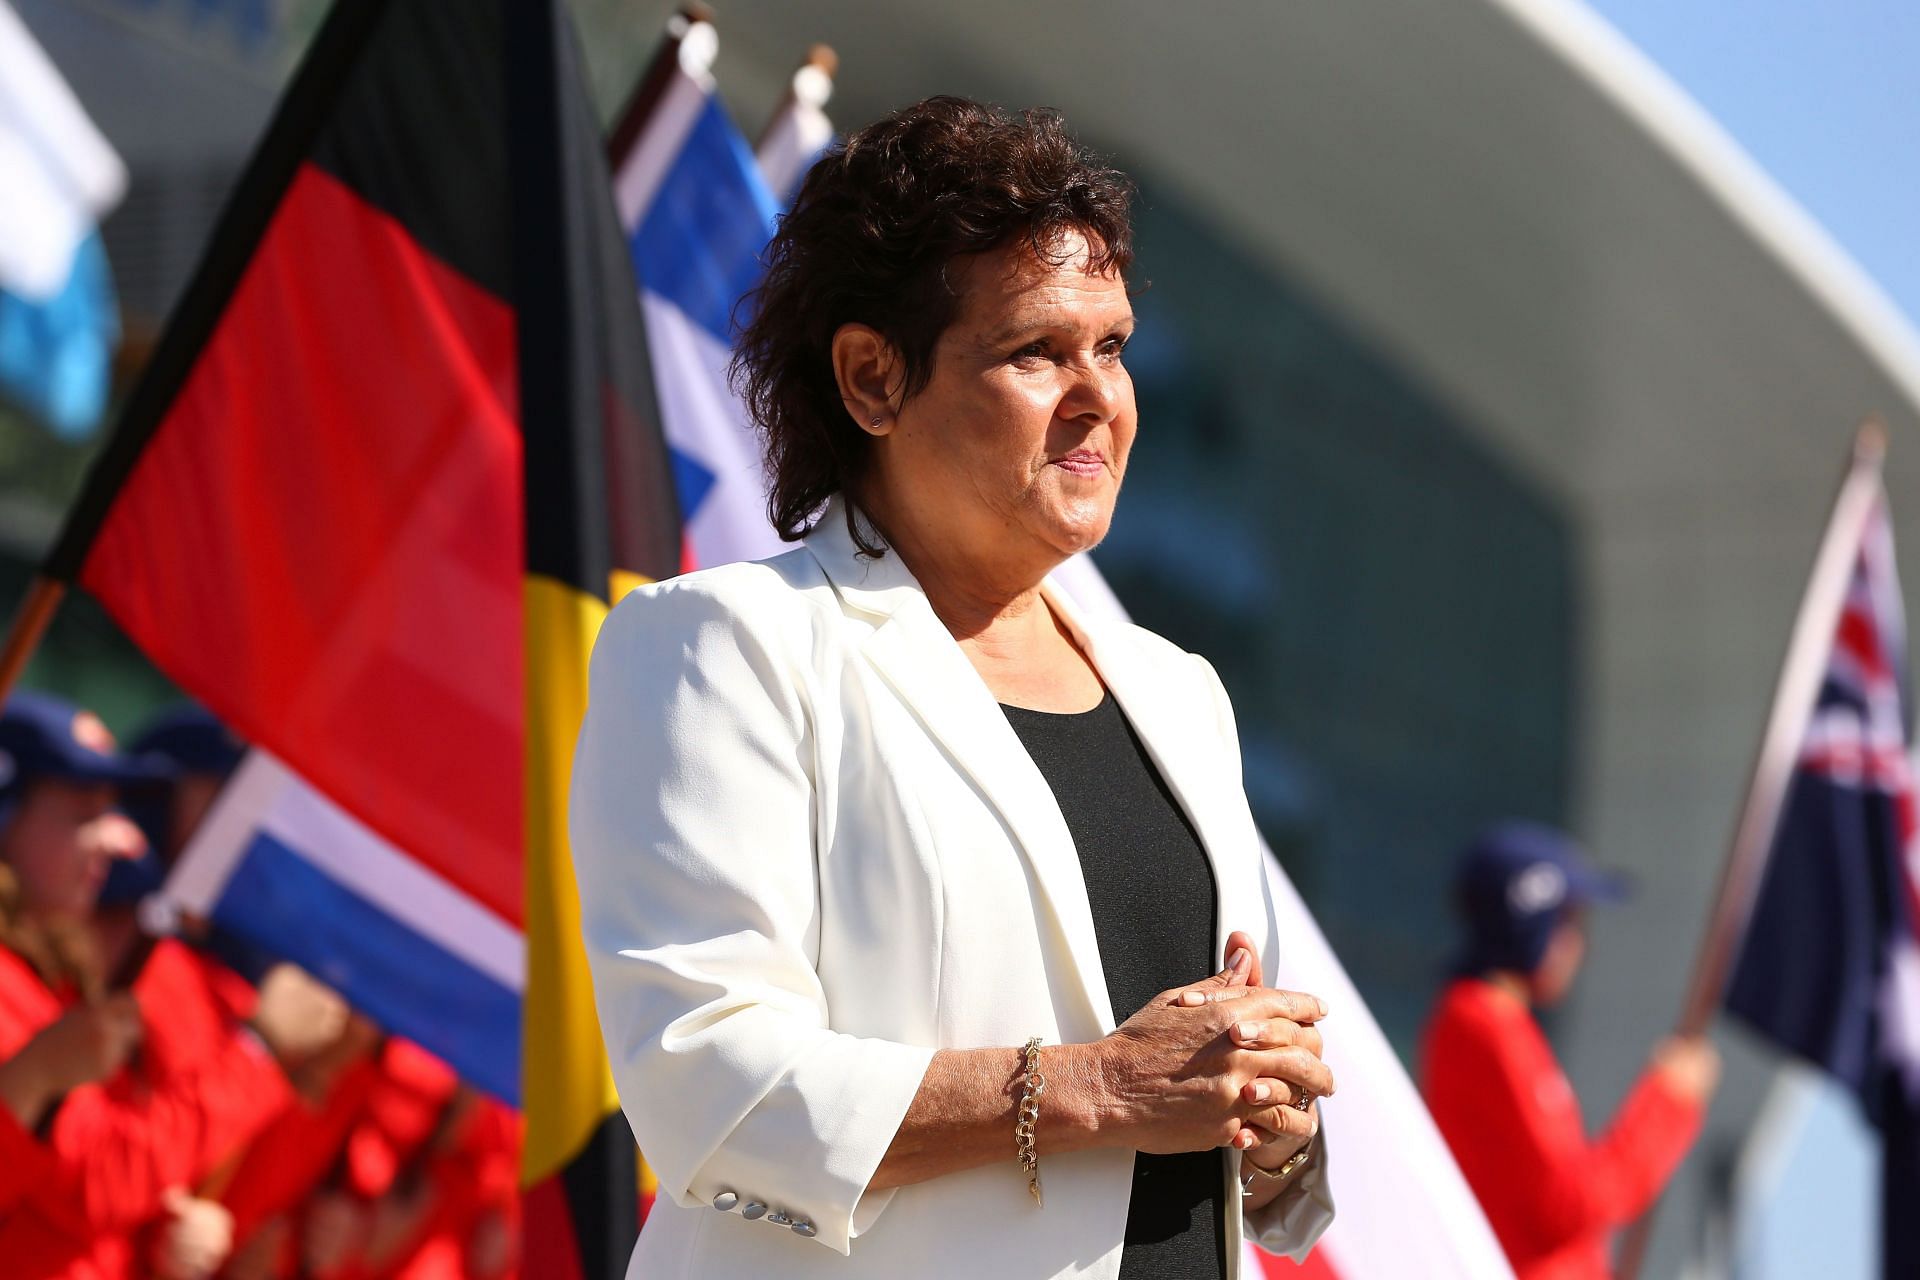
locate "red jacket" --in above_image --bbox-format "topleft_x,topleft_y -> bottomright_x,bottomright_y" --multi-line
300,1039 -> 521,1280
135,941 -> 260,1085
0,1099 -> 60,1215
0,941 -> 291,1280
382,1093 -> 521,1280
1419,979 -> 1702,1280
221,1052 -> 384,1258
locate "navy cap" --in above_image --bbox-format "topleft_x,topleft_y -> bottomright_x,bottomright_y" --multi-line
98,705 -> 247,909
129,704 -> 246,779
1453,821 -> 1630,976
0,692 -> 167,808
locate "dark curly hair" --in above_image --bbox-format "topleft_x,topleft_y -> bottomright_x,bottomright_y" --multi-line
732,96 -> 1135,555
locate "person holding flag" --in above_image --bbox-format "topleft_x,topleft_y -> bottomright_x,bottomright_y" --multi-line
1721,493 -> 1920,1277
0,693 -> 344,1280
1420,823 -> 1720,1279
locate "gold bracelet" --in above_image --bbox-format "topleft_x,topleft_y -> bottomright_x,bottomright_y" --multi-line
1240,1144 -> 1311,1198
1015,1037 -> 1046,1207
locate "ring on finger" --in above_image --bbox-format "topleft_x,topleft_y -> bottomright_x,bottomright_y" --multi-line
1290,1090 -> 1314,1113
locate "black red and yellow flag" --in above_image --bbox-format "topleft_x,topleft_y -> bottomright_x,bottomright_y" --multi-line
39,0 -> 676,1274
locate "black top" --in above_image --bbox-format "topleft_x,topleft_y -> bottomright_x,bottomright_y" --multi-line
1002,691 -> 1226,1280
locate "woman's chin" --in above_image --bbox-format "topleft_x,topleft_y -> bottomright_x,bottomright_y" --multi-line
1017,476 -> 1118,559
1040,509 -> 1114,559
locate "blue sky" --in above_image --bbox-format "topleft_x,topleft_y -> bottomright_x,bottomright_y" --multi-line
1582,1 -> 1920,328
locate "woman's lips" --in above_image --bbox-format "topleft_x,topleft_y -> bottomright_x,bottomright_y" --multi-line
1050,450 -> 1105,477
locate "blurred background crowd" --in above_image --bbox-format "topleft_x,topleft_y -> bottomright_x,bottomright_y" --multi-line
0,692 -> 521,1278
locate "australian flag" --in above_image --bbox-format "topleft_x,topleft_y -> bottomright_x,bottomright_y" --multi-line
1725,494 -> 1920,1277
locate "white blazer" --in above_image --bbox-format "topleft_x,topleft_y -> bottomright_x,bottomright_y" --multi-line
569,504 -> 1335,1279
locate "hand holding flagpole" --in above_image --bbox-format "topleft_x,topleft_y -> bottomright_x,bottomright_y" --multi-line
1617,417 -> 1890,1280
1674,419 -> 1888,1039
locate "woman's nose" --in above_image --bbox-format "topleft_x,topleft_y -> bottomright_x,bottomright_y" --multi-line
1060,360 -> 1124,425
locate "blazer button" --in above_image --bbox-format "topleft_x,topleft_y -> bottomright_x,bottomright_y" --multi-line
766,1210 -> 794,1227
791,1220 -> 817,1238
712,1191 -> 739,1212
740,1201 -> 767,1221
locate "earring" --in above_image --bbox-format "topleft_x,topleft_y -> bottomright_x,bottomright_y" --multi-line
868,414 -> 885,431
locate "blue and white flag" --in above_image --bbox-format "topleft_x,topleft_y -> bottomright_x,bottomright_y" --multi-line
160,751 -> 524,1103
0,0 -> 124,437
612,52 -> 787,571
1725,495 -> 1920,1278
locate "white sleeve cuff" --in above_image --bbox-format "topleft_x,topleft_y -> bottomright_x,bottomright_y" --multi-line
1241,1131 -> 1336,1263
674,1033 -> 936,1255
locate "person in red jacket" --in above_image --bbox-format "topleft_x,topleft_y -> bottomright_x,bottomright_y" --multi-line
0,692 -> 340,1280
1419,822 -> 1721,1280
293,1037 -> 522,1280
0,996 -> 142,1210
95,705 -> 278,1095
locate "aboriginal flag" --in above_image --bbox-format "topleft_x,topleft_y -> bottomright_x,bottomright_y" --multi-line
37,0 -> 676,1274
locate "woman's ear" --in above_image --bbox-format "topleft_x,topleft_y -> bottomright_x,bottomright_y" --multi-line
830,323 -> 899,437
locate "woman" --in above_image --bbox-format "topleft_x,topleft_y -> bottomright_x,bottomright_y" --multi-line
1419,823 -> 1720,1279
571,98 -> 1335,1279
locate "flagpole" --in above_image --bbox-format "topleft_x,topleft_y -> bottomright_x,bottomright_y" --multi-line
755,42 -> 837,152
1616,416 -> 1890,1280
605,3 -> 713,165
0,577 -> 67,709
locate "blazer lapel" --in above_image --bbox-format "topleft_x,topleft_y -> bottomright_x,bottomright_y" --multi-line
804,508 -> 1117,1036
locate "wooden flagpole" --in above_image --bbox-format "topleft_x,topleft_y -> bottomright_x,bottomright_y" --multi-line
1616,417 -> 1890,1279
0,576 -> 68,710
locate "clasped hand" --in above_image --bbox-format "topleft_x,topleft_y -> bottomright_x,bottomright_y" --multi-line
1091,930 -> 1332,1168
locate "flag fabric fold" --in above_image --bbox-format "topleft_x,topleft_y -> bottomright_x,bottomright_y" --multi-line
508,1 -> 678,1267
52,0 -> 674,1273
1724,493 -> 1920,1277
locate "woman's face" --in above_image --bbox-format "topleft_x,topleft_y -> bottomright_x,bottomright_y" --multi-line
2,780 -> 142,920
871,229 -> 1136,579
